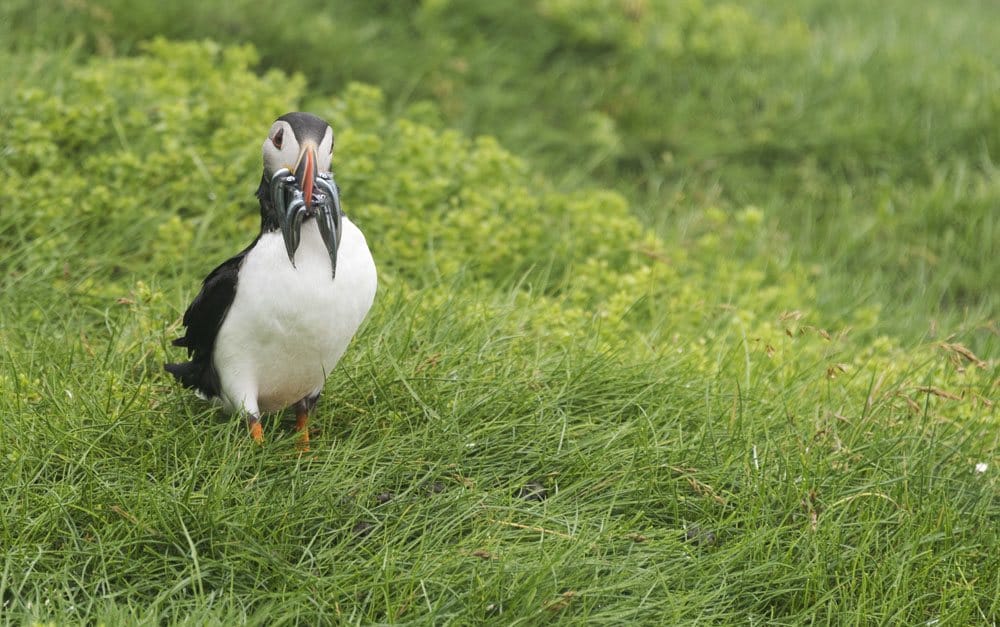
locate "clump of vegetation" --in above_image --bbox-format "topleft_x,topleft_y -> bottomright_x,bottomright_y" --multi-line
3,0 -> 997,334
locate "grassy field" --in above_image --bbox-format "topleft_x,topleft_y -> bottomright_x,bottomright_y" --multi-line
1,1 -> 997,624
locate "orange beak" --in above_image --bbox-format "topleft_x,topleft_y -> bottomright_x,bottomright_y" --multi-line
294,144 -> 317,210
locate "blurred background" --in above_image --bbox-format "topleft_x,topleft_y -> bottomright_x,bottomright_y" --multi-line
3,0 -> 997,346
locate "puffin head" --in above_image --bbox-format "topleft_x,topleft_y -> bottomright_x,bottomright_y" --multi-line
260,112 -> 343,277
262,112 -> 334,211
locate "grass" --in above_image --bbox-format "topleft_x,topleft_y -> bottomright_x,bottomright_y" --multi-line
0,1 -> 998,624
4,277 -> 997,623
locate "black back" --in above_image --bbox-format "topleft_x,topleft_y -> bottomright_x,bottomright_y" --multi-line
164,242 -> 254,398
164,175 -> 275,398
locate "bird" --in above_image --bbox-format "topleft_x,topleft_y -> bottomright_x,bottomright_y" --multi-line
165,112 -> 377,447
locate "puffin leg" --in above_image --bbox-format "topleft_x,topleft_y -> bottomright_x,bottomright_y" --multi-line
292,393 -> 320,451
294,407 -> 309,449
234,395 -> 264,444
248,414 -> 264,444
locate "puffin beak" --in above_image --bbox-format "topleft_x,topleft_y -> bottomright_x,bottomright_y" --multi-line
270,140 -> 341,277
294,144 -> 318,211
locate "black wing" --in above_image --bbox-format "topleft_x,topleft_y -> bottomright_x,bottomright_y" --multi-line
164,239 -> 257,398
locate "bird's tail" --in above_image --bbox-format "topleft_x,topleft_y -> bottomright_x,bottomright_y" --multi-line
164,360 -> 216,400
164,360 -> 200,388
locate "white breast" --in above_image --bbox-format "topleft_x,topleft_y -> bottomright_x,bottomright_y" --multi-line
212,217 -> 377,414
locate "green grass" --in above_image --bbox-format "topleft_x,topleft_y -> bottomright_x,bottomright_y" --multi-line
0,2 -> 998,624
4,302 -> 996,623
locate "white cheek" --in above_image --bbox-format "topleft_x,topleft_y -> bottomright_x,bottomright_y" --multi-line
318,152 -> 332,173
262,139 -> 300,175
262,149 -> 281,175
316,131 -> 334,172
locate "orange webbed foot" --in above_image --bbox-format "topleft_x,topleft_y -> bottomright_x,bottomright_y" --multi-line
249,420 -> 264,444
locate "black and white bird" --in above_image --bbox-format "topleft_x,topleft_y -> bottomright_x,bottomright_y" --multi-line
165,112 -> 377,446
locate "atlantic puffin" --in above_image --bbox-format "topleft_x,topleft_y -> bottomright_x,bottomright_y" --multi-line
165,112 -> 377,446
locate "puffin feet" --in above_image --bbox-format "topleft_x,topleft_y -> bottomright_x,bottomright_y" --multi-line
294,408 -> 310,452
248,417 -> 264,444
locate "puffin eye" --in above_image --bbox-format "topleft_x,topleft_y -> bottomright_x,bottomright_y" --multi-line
271,128 -> 284,149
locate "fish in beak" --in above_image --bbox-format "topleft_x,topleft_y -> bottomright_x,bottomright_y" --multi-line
270,144 -> 343,279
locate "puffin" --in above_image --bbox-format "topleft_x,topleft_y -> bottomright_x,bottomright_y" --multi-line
165,112 -> 377,447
